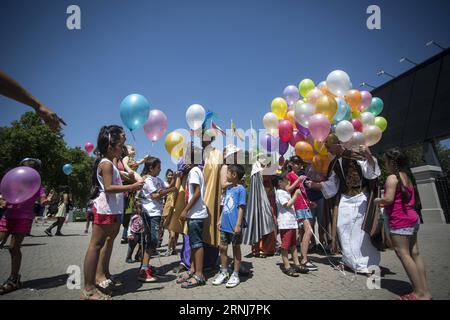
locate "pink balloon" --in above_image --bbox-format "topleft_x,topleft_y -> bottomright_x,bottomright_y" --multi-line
359,91 -> 372,112
144,109 -> 168,142
278,120 -> 293,143
289,129 -> 305,147
308,114 -> 331,142
351,118 -> 363,132
84,142 -> 94,154
0,166 -> 41,204
306,88 -> 323,105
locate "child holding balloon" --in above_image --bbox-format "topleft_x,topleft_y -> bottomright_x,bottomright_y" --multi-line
80,126 -> 144,300
284,156 -> 318,272
0,158 -> 53,295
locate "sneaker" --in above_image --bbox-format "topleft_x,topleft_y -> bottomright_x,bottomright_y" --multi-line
138,268 -> 157,282
212,272 -> 229,286
55,232 -> 64,236
120,239 -> 128,244
225,274 -> 240,288
301,261 -> 318,271
44,229 -> 52,237
126,258 -> 134,264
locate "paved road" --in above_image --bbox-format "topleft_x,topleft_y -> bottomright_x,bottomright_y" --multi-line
1,221 -> 449,300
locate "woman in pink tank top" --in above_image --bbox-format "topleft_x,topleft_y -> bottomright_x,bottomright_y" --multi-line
375,148 -> 432,300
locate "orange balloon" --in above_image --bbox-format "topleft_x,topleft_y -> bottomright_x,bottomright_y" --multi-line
345,90 -> 362,112
284,110 -> 297,129
295,141 -> 314,161
312,154 -> 330,174
315,95 -> 337,121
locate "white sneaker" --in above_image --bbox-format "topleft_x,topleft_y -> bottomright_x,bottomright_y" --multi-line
225,274 -> 240,288
212,272 -> 229,286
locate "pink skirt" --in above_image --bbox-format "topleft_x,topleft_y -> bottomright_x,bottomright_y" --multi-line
0,216 -> 33,234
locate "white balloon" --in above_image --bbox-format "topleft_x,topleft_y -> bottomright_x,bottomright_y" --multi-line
361,112 -> 375,126
335,120 -> 354,143
346,131 -> 365,150
186,104 -> 206,130
295,102 -> 315,120
326,70 -> 351,97
263,112 -> 279,130
363,125 -> 382,147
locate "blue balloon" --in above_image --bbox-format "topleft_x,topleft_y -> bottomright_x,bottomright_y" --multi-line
369,97 -> 384,116
119,94 -> 150,131
335,98 -> 351,122
63,164 -> 73,175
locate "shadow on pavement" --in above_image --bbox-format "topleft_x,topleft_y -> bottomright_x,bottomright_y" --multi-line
20,243 -> 47,247
22,274 -> 69,290
381,278 -> 413,296
113,267 -> 173,296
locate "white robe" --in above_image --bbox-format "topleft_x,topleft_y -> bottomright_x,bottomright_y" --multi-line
320,157 -> 381,273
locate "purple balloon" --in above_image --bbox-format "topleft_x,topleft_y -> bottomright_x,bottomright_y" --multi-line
260,134 -> 279,152
0,166 -> 41,204
297,122 -> 309,137
283,85 -> 300,106
144,109 -> 168,142
279,140 -> 289,156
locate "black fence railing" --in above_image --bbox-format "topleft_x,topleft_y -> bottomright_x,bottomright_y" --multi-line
435,175 -> 450,223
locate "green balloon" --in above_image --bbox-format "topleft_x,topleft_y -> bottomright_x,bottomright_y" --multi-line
374,116 -> 387,132
299,79 -> 315,98
369,97 -> 384,116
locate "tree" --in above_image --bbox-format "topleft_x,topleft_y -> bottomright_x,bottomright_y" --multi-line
0,112 -> 94,207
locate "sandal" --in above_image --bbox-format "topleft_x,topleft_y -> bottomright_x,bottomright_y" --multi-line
181,274 -> 206,288
282,267 -> 299,277
96,279 -> 115,295
294,264 -> 310,274
80,288 -> 112,300
176,272 -> 194,284
0,276 -> 22,295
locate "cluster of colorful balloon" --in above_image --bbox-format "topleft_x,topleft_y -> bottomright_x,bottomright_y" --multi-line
261,70 -> 387,173
119,93 -> 168,143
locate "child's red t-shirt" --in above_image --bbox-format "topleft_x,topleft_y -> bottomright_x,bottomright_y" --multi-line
287,171 -> 309,210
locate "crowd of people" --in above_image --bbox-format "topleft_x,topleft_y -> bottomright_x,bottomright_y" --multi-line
0,124 -> 433,300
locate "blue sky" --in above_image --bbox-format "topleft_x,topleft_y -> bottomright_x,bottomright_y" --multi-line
1,0 -> 450,175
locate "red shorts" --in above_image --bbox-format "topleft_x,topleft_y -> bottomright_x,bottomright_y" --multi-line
280,229 -> 297,250
92,206 -> 119,225
0,216 -> 33,234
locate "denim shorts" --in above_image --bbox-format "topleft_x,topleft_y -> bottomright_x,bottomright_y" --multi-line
390,222 -> 420,236
220,231 -> 242,246
296,208 -> 313,220
187,218 -> 205,249
142,214 -> 161,250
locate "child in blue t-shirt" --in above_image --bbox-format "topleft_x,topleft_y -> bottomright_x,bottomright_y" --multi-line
213,164 -> 246,288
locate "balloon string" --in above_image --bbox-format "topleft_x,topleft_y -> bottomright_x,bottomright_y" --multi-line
130,129 -> 136,142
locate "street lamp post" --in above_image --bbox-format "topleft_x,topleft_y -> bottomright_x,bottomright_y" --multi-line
399,57 -> 418,66
377,70 -> 395,79
359,82 -> 376,89
426,40 -> 446,51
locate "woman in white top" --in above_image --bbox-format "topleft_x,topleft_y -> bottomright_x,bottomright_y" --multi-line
81,126 -> 144,300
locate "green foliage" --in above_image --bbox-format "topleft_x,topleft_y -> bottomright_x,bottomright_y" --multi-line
0,112 -> 94,207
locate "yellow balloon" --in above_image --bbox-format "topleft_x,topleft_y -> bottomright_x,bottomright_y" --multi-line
271,97 -> 288,119
314,140 -> 328,156
165,131 -> 185,158
315,95 -> 337,121
351,110 -> 361,119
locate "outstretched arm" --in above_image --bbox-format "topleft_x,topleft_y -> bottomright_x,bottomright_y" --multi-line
0,70 -> 66,131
